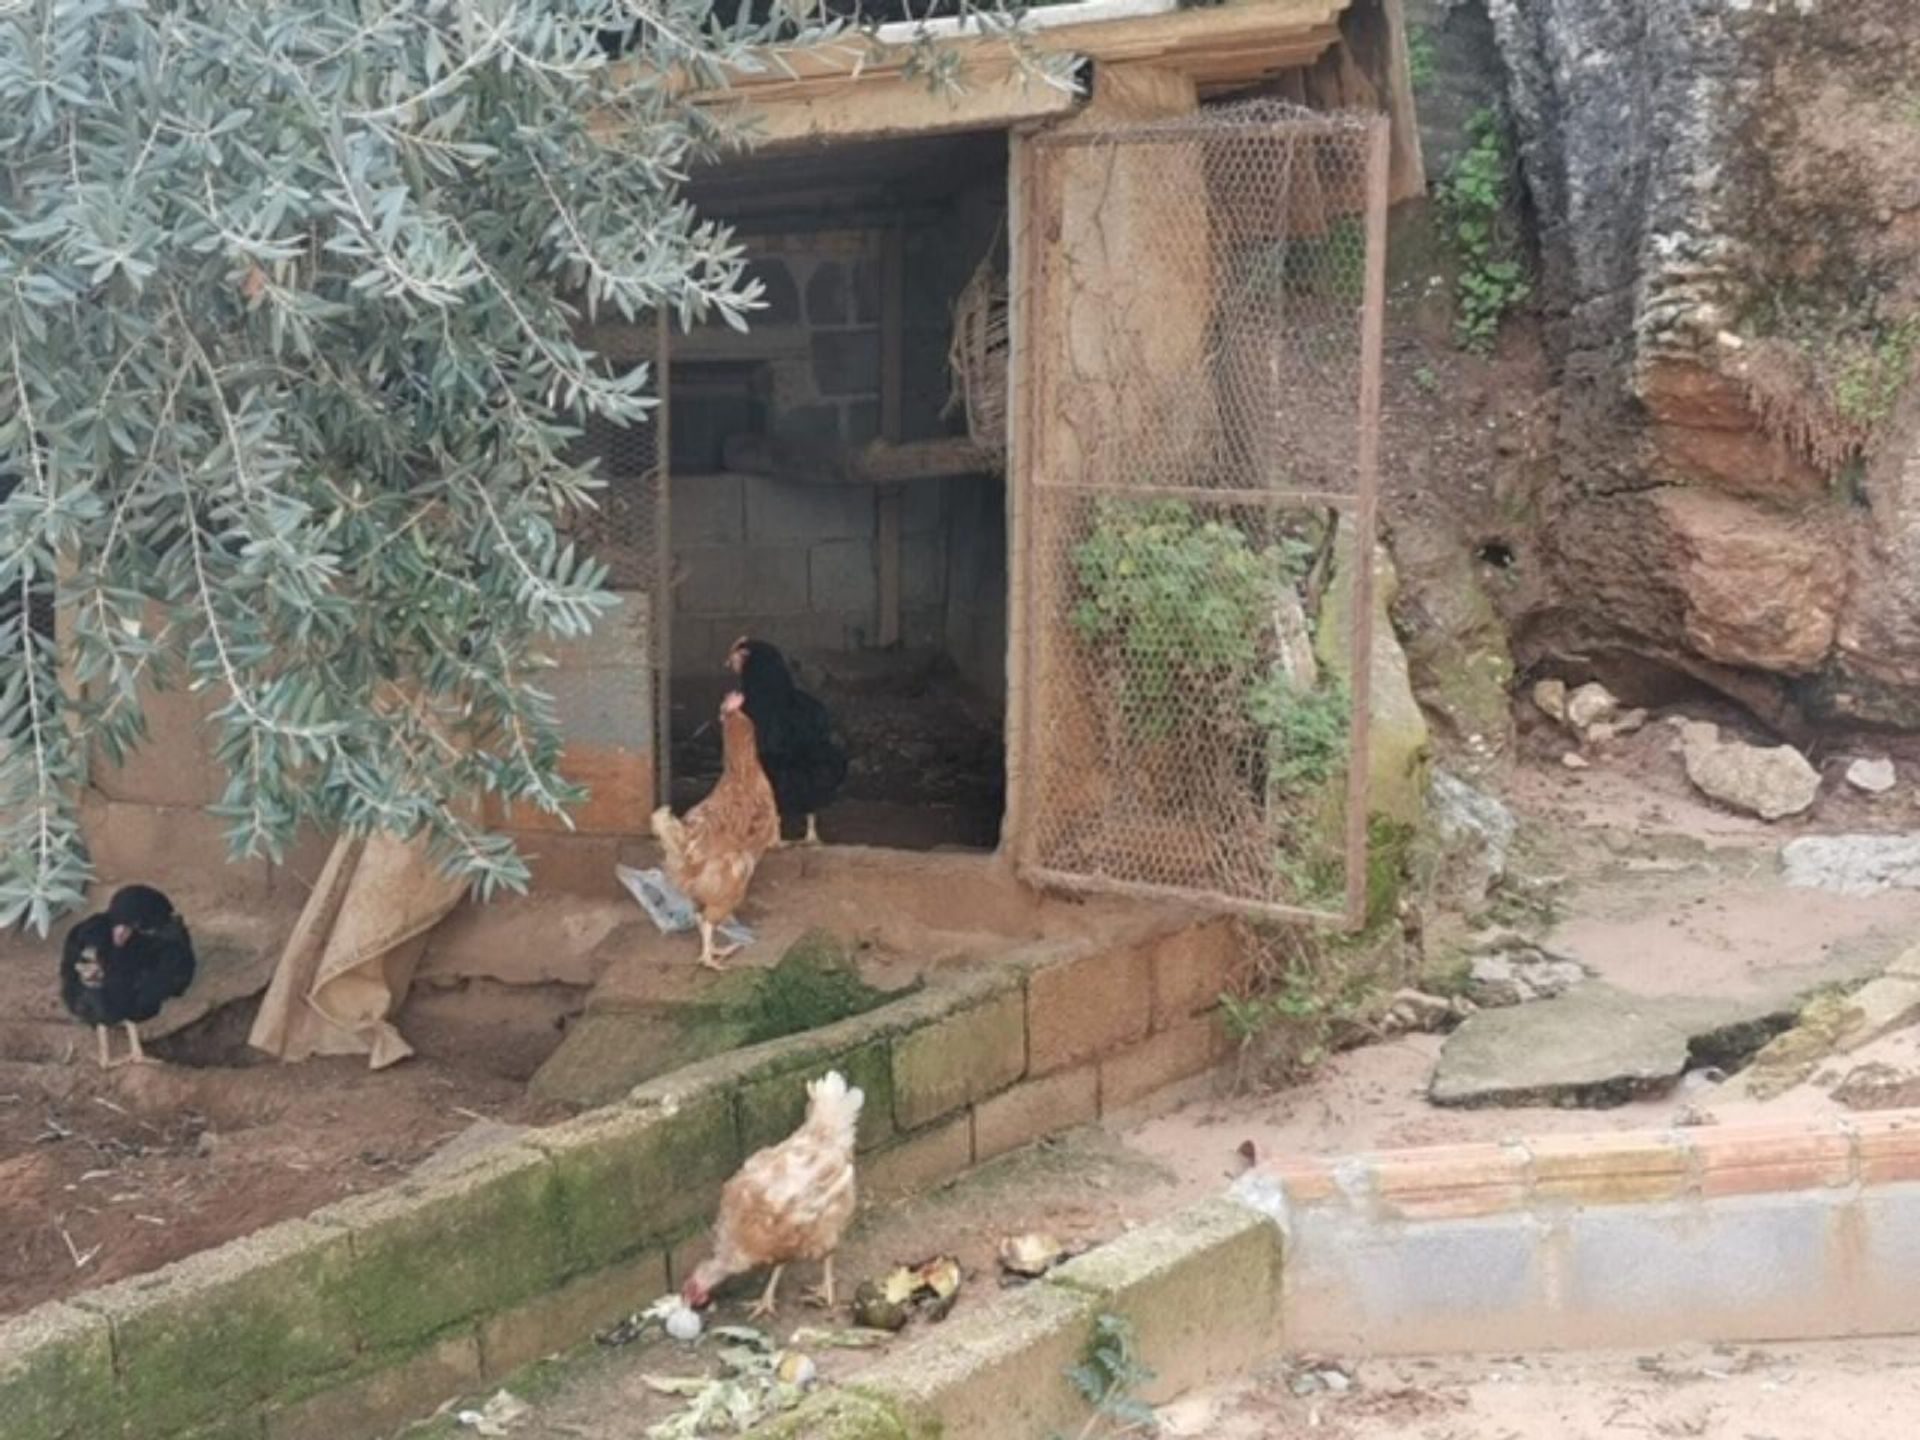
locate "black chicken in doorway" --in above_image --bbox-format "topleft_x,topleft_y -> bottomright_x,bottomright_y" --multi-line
58,885 -> 197,1069
727,637 -> 849,847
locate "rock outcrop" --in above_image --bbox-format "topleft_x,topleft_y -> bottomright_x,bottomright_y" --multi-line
1485,0 -> 1920,728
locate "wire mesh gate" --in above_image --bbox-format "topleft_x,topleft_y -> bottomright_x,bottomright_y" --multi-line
571,313 -> 673,810
1015,101 -> 1390,928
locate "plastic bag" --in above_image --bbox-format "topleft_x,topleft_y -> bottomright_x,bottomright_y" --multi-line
616,864 -> 754,948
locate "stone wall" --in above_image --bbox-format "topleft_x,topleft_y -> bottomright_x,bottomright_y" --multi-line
0,911 -> 1240,1440
667,167 -> 1006,679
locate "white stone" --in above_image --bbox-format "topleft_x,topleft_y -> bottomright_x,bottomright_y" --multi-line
1680,722 -> 1820,821
1846,757 -> 1898,795
1532,678 -> 1569,723
1566,682 -> 1620,730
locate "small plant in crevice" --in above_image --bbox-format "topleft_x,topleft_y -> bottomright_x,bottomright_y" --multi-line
1052,1312 -> 1159,1439
1439,107 -> 1530,354
1406,23 -> 1437,94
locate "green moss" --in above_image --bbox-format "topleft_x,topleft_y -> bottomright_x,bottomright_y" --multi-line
752,1388 -> 928,1438
326,1150 -> 571,1353
539,1092 -> 740,1270
0,1305 -> 119,1440
737,1038 -> 897,1156
731,933 -> 899,1045
86,1222 -> 359,1434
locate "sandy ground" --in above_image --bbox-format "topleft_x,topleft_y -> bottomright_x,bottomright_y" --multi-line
1165,1340 -> 1920,1439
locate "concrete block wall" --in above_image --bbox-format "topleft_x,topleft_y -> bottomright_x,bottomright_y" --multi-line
0,911 -> 1243,1440
669,469 -> 952,671
1271,1115 -> 1920,1356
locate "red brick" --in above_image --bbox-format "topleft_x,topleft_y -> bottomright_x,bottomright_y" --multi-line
973,1067 -> 1100,1162
1099,1020 -> 1222,1113
1527,1131 -> 1688,1206
1369,1142 -> 1530,1221
1266,1158 -> 1341,1207
1028,942 -> 1151,1076
1686,1120 -> 1852,1198
1853,1112 -> 1920,1186
1148,920 -> 1241,1028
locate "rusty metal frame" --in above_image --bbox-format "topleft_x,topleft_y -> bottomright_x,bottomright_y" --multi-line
1010,108 -> 1391,931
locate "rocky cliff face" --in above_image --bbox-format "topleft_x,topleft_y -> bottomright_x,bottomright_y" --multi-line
1484,0 -> 1920,728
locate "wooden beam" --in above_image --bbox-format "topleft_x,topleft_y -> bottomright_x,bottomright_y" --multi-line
876,227 -> 906,649
857,436 -> 995,484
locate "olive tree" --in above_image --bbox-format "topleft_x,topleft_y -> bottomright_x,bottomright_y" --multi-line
0,0 -> 1060,931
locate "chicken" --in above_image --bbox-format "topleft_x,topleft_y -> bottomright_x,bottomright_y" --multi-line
727,637 -> 848,847
651,691 -> 780,969
59,885 -> 197,1069
683,1070 -> 864,1318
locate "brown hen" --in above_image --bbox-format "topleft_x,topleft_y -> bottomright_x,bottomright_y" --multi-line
650,691 -> 780,969
682,1069 -> 864,1317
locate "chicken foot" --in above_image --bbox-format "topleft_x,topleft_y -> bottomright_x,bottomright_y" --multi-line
802,814 -> 821,847
94,1022 -> 153,1070
802,1254 -> 837,1311
696,917 -> 743,972
747,1264 -> 786,1320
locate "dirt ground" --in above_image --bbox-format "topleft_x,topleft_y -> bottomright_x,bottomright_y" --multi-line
1163,1340 -> 1920,1440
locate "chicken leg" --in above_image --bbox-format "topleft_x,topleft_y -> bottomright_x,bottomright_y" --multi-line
803,1254 -> 837,1310
802,814 -> 821,847
697,917 -> 743,972
748,1264 -> 786,1320
124,1022 -> 152,1065
95,1025 -> 113,1071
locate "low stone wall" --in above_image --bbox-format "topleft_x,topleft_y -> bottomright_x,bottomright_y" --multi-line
0,915 -> 1239,1440
749,1113 -> 1920,1439
1274,1114 -> 1920,1355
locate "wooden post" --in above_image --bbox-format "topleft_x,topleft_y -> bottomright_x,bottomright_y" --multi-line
876,225 -> 906,648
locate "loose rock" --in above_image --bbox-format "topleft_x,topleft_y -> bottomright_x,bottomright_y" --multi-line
1426,769 -> 1518,910
1678,721 -> 1820,820
1845,757 -> 1898,795
1532,678 -> 1569,724
1782,835 -> 1920,895
1566,682 -> 1620,730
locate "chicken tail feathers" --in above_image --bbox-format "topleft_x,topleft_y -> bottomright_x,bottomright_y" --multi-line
650,806 -> 687,870
805,1069 -> 865,1147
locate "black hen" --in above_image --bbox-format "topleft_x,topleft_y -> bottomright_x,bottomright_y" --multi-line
728,638 -> 848,846
58,886 -> 196,1069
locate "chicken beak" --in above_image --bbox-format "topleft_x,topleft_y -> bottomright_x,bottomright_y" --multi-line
111,924 -> 133,948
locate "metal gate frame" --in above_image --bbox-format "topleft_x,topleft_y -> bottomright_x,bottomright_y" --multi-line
1008,107 -> 1391,932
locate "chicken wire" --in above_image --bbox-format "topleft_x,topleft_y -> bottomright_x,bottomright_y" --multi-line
570,317 -> 673,803
1016,103 -> 1389,927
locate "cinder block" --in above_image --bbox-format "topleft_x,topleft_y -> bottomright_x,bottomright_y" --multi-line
479,1250 -> 669,1378
744,475 -> 872,545
1046,1197 -> 1283,1402
1283,1209 -> 1547,1356
1148,920 -> 1241,1028
1027,941 -> 1151,1077
1098,1019 -> 1220,1114
531,1093 -> 740,1270
674,472 -> 746,545
264,1332 -> 481,1440
0,1302 -> 118,1440
1527,1131 -> 1689,1206
314,1147 -> 569,1352
863,1113 -> 974,1202
855,1281 -> 1099,1440
973,1066 -> 1099,1162
810,538 -> 878,615
812,331 -> 882,397
901,478 -> 945,536
901,535 -> 947,609
72,1219 -> 357,1435
1852,1186 -> 1920,1333
891,989 -> 1027,1130
736,1040 -> 895,1156
1563,1196 -> 1839,1344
